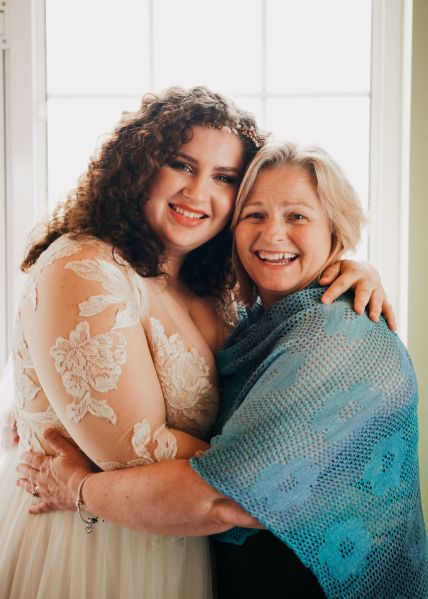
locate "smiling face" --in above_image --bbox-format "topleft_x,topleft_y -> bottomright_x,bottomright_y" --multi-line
143,126 -> 244,261
234,164 -> 333,309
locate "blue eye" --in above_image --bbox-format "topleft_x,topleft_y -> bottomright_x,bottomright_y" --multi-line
169,160 -> 192,173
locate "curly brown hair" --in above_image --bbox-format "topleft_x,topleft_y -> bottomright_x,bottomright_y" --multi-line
22,86 -> 267,301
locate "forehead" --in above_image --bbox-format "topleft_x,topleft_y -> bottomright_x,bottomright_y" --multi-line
179,125 -> 244,166
246,164 -> 318,204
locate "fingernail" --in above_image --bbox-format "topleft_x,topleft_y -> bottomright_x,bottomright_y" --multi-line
322,296 -> 331,304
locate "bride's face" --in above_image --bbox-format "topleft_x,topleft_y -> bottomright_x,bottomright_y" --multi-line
144,126 -> 244,259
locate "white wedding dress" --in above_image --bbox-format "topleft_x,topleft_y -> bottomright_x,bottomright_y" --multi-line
0,235 -> 221,599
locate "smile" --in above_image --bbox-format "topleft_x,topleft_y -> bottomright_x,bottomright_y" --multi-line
256,251 -> 298,265
169,203 -> 208,220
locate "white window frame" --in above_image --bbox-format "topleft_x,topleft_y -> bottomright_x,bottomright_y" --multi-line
369,0 -> 413,341
0,38 -> 6,369
1,0 -> 47,371
0,0 -> 413,371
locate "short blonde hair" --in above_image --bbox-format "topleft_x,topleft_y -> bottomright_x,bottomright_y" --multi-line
232,141 -> 367,305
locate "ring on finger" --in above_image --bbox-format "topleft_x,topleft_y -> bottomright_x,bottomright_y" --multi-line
32,484 -> 39,498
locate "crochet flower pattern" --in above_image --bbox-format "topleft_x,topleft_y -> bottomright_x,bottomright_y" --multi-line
312,381 -> 382,442
249,459 -> 320,513
319,518 -> 372,583
362,431 -> 407,496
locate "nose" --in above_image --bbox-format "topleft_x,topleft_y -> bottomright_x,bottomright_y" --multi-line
260,215 -> 287,244
182,174 -> 209,203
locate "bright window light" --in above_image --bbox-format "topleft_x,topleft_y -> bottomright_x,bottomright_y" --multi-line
45,0 -> 372,260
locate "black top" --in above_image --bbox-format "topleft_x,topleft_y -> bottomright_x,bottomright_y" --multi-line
212,531 -> 326,599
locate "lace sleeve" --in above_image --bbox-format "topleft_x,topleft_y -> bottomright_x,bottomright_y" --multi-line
20,238 -> 207,469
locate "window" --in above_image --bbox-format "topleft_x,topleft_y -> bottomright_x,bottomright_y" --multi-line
1,0 -> 412,369
45,0 -> 372,261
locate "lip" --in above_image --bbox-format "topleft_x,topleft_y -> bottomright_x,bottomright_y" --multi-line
172,203 -> 208,217
254,250 -> 299,268
168,203 -> 208,228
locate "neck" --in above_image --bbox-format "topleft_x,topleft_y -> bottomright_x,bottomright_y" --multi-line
163,253 -> 186,287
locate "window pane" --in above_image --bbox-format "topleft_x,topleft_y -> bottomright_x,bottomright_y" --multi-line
153,0 -> 263,95
266,96 -> 370,258
46,0 -> 150,95
47,98 -> 141,209
266,97 -> 370,205
267,0 -> 372,94
229,97 -> 263,126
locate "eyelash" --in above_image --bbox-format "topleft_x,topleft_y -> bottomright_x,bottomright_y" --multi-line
243,212 -> 264,219
216,174 -> 238,185
169,160 -> 192,173
241,212 -> 307,221
168,161 -> 238,185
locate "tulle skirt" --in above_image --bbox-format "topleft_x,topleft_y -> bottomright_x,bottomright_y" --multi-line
0,447 -> 213,599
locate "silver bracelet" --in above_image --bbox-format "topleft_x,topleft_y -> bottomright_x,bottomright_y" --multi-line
75,472 -> 102,534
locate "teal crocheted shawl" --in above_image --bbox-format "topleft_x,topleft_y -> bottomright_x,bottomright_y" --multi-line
190,286 -> 428,599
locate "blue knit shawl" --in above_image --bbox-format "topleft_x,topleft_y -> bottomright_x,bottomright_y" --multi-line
190,286 -> 428,599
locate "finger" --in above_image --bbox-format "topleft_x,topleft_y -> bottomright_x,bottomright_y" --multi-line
353,285 -> 373,315
16,463 -> 40,482
320,274 -> 353,304
28,502 -> 53,515
44,429 -> 76,455
17,476 -> 39,496
381,300 -> 397,332
11,432 -> 20,446
319,262 -> 341,285
20,451 -> 49,470
369,291 -> 385,322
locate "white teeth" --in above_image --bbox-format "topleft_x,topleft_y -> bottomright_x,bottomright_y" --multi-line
257,251 -> 298,261
171,204 -> 206,219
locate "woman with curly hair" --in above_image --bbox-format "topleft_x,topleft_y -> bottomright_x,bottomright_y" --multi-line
2,86 -> 391,598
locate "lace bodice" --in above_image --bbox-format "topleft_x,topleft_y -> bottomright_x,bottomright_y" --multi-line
12,235 -> 219,468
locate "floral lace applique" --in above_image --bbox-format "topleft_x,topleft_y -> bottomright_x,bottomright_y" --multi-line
13,321 -> 40,408
131,419 -> 153,463
50,321 -> 127,424
131,419 -> 178,463
65,258 -> 146,328
24,236 -> 83,310
153,423 -> 178,462
149,317 -> 218,438
16,405 -> 67,453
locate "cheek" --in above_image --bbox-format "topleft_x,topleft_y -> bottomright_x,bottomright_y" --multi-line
234,226 -> 253,267
310,229 -> 332,265
218,191 -> 237,221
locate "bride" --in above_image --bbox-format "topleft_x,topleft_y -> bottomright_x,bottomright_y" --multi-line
0,86 -> 392,598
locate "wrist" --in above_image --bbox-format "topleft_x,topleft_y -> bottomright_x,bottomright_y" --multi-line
68,468 -> 93,507
75,472 -> 102,533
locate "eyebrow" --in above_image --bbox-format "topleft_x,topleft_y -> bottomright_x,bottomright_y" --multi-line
176,152 -> 241,174
244,199 -> 317,211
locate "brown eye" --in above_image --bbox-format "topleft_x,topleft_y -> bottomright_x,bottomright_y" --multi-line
216,174 -> 238,184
